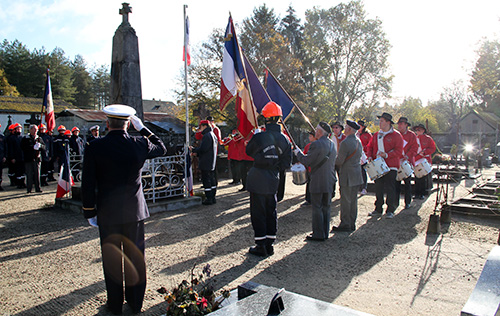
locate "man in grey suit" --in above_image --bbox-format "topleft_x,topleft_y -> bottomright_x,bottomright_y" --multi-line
295,122 -> 337,241
332,120 -> 363,233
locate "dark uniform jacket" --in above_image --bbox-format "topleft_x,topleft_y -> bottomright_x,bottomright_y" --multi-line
6,133 -> 23,161
245,123 -> 292,194
192,127 -> 217,171
81,128 -> 166,225
53,134 -> 70,161
20,134 -> 46,162
39,133 -> 53,162
69,135 -> 85,156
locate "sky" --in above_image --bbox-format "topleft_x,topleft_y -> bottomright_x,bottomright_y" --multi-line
0,0 -> 499,106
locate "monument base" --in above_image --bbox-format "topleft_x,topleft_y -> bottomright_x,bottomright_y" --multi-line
209,281 -> 374,316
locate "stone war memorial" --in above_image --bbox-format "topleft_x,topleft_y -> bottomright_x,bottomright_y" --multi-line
1,2 -> 500,316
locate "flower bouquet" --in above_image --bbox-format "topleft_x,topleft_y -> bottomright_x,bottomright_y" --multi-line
158,264 -> 230,316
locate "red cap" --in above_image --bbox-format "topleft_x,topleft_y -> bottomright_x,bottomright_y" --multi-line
57,125 -> 66,131
64,130 -> 71,136
200,120 -> 209,125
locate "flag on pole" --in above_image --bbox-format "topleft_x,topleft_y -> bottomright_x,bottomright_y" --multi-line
42,69 -> 56,132
243,54 -> 269,114
183,15 -> 191,66
219,16 -> 260,137
55,145 -> 74,198
265,69 -> 295,120
219,16 -> 246,110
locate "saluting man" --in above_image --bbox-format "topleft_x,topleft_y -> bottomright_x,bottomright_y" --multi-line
366,113 -> 404,219
295,122 -> 336,241
332,120 -> 363,233
82,104 -> 166,315
246,102 -> 292,256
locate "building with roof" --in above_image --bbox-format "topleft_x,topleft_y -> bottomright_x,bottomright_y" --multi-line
56,109 -> 186,155
458,110 -> 499,154
0,96 -> 74,133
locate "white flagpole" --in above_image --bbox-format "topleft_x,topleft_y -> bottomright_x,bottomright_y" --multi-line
183,4 -> 190,197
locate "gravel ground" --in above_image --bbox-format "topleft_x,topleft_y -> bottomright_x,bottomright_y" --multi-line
0,167 -> 499,316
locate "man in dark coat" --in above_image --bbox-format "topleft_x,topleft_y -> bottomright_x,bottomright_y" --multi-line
21,125 -> 46,193
81,104 -> 166,315
191,120 -> 218,205
245,102 -> 292,256
53,125 -> 70,172
6,123 -> 25,188
69,126 -> 85,156
295,121 -> 337,240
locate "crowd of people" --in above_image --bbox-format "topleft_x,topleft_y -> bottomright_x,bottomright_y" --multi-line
196,106 -> 436,255
0,122 -> 101,193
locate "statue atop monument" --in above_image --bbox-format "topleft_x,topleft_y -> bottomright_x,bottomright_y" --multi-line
110,2 -> 144,120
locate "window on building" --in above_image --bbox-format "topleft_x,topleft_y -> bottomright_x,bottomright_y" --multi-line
152,105 -> 160,110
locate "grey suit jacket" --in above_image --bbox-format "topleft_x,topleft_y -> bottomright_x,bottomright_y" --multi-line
336,133 -> 363,187
296,135 -> 336,194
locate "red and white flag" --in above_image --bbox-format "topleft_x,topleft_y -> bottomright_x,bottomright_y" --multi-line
183,15 -> 191,66
42,69 -> 56,132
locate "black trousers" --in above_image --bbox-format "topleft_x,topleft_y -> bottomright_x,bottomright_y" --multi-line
239,160 -> 252,189
250,192 -> 277,246
414,173 -> 431,197
277,170 -> 286,202
374,170 -> 398,214
98,221 -> 146,312
201,170 -> 217,199
230,159 -> 240,182
396,176 -> 412,207
361,163 -> 368,190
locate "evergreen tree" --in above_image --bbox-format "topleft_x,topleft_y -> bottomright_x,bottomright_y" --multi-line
71,55 -> 93,108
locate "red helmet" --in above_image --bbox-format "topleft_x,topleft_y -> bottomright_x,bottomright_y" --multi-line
64,130 -> 71,136
261,101 -> 282,118
57,125 -> 66,131
38,124 -> 46,130
71,127 -> 80,132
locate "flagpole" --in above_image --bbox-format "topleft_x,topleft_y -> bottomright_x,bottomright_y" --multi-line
264,66 -> 316,132
40,67 -> 49,127
183,4 -> 190,198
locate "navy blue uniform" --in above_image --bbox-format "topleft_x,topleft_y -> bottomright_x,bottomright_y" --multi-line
192,126 -> 218,204
39,132 -> 53,185
246,123 -> 292,248
82,127 -> 166,313
6,132 -> 25,187
53,134 -> 70,172
70,134 -> 85,156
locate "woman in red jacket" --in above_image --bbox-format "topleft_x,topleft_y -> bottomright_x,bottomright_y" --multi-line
366,113 -> 404,219
413,124 -> 436,199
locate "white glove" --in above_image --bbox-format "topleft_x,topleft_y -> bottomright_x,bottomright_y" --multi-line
87,216 -> 98,227
130,115 -> 145,131
293,148 -> 302,156
33,143 -> 41,150
254,128 -> 261,134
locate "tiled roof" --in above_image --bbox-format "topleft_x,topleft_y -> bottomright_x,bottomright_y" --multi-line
0,96 -> 75,113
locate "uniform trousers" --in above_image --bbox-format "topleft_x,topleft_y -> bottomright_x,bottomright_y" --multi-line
229,159 -> 240,182
310,192 -> 332,239
9,160 -> 25,187
25,161 -> 41,192
339,185 -> 358,230
374,170 -> 398,214
250,192 -> 277,247
201,170 -> 217,200
396,177 -> 412,207
98,221 -> 146,313
360,163 -> 368,190
414,173 -> 432,197
239,160 -> 252,190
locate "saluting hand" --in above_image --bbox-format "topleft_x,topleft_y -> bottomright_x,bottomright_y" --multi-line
130,115 -> 145,131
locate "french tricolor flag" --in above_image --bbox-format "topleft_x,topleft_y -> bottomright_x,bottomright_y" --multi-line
43,69 -> 56,132
219,16 -> 259,137
183,15 -> 191,66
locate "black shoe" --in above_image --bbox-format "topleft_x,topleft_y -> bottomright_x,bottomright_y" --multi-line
239,187 -> 246,192
305,234 -> 326,241
202,199 -> 214,205
106,304 -> 122,315
36,189 -> 43,193
266,245 -> 274,256
302,201 -> 311,205
249,245 -> 267,257
331,226 -> 353,233
26,190 -> 31,194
